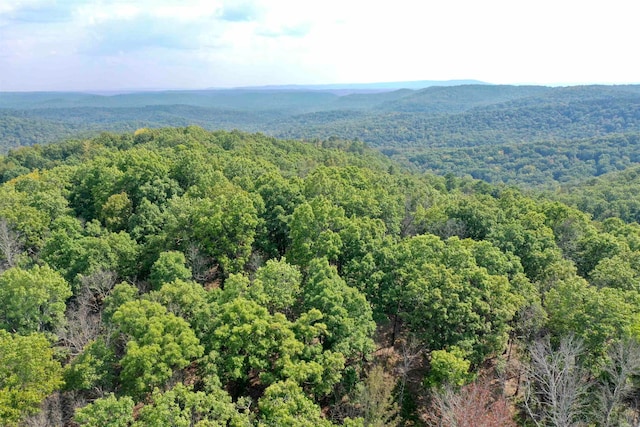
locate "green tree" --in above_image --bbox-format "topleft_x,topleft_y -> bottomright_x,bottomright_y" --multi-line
258,380 -> 333,427
74,393 -> 135,427
134,383 -> 248,427
488,194 -> 562,282
127,197 -> 165,242
589,252 -> 640,292
254,259 -> 302,315
337,216 -> 388,290
169,143 -> 222,191
69,160 -> 124,221
541,201 -> 592,262
303,258 -> 375,359
102,281 -> 138,323
0,331 -> 63,425
100,192 -> 132,232
0,264 -> 71,334
254,172 -> 304,257
574,231 -> 625,278
419,195 -> 498,241
425,347 -> 473,389
382,235 -> 521,363
545,275 -> 640,360
166,189 -> 258,274
149,250 -> 191,290
113,147 -> 180,208
112,299 -> 204,397
0,186 -> 51,252
147,279 -> 212,339
41,221 -> 139,285
9,168 -> 71,220
206,297 -> 303,386
63,338 -> 117,395
208,283 -> 344,396
303,166 -> 404,235
287,309 -> 346,397
287,197 -> 345,267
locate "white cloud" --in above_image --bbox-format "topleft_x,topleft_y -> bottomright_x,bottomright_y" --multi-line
0,0 -> 638,90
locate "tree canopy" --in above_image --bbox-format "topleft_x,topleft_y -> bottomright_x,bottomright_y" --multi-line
2,126 -> 640,425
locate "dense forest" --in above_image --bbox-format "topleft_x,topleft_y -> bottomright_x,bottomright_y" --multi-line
3,127 -> 640,426
553,164 -> 640,223
2,84 -> 640,189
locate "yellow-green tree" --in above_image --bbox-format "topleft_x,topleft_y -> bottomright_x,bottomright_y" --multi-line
0,331 -> 63,425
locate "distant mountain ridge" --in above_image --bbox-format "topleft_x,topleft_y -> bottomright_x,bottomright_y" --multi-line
230,79 -> 489,93
2,83 -> 640,191
0,80 -> 488,109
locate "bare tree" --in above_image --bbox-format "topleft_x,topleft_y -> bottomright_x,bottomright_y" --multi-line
23,393 -> 64,427
425,379 -> 516,427
523,335 -> 590,427
0,218 -> 22,270
396,337 -> 423,410
594,340 -> 640,427
59,270 -> 117,355
186,243 -> 218,284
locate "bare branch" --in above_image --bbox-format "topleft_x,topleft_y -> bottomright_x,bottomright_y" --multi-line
425,380 -> 516,427
594,340 -> 640,427
59,270 -> 117,355
0,218 -> 22,270
396,337 -> 424,409
523,335 -> 589,427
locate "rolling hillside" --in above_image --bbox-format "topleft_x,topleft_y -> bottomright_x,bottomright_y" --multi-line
2,84 -> 640,188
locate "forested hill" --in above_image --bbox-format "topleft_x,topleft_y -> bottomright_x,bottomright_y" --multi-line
3,127 -> 640,425
2,84 -> 640,188
553,164 -> 640,222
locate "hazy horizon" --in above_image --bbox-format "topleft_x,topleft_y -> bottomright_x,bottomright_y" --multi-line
2,79 -> 489,94
1,1 -> 638,92
5,79 -> 640,95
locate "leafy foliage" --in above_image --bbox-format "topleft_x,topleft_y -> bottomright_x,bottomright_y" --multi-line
258,380 -> 334,427
0,265 -> 71,334
74,393 -> 135,427
2,126 -> 640,425
0,331 -> 63,425
111,299 -> 204,397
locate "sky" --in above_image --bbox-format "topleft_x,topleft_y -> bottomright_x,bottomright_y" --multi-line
0,0 -> 638,91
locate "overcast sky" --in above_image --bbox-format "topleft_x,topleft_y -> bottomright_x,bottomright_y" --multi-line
0,0 -> 638,91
